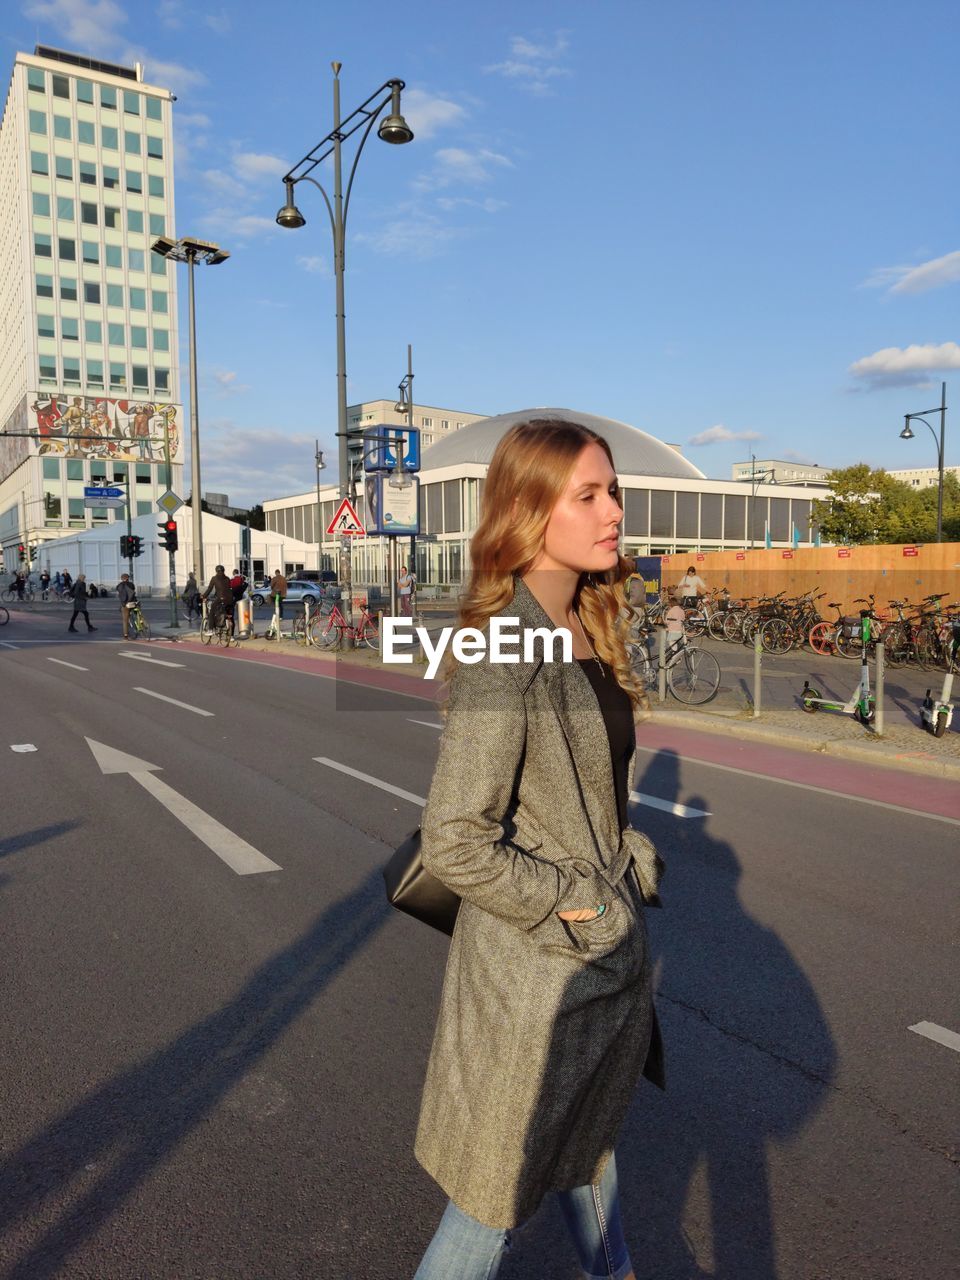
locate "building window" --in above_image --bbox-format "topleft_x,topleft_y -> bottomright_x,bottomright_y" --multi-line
27,68 -> 45,93
148,174 -> 164,198
29,109 -> 47,135
151,289 -> 167,313
102,125 -> 118,150
132,365 -> 149,390
83,281 -> 101,304
51,73 -> 70,99
153,328 -> 169,351
63,357 -> 81,385
108,322 -> 125,344
76,79 -> 93,104
441,419 -> 449,429
112,462 -> 128,480
68,498 -> 86,528
127,209 -> 144,234
32,191 -> 51,216
100,85 -> 116,109
62,317 -> 79,341
126,168 -> 142,193
53,115 -> 71,141
87,359 -> 104,388
105,244 -> 122,268
103,165 -> 120,189
151,254 -> 166,276
31,150 -> 49,175
135,464 -> 151,483
128,247 -> 144,271
34,232 -> 52,258
107,284 -> 124,307
85,319 -> 102,343
124,130 -> 141,156
58,232 -> 76,258
146,135 -> 163,159
66,459 -> 83,480
60,277 -> 78,301
77,120 -> 95,145
81,202 -> 98,226
57,195 -> 75,220
129,287 -> 146,310
79,160 -> 96,185
36,273 -> 54,298
37,313 -> 56,338
124,90 -> 141,115
154,369 -> 169,391
103,206 -> 120,229
110,362 -> 126,389
149,213 -> 165,236
145,96 -> 162,121
421,417 -> 433,427
131,325 -> 147,348
43,458 -> 60,479
55,155 -> 72,180
39,355 -> 57,382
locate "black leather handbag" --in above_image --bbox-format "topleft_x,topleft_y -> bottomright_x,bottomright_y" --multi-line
383,828 -> 461,936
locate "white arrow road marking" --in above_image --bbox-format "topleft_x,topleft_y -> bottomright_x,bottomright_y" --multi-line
86,737 -> 280,875
134,687 -> 213,716
407,719 -> 443,729
47,657 -> 89,671
10,744 -> 37,753
908,1022 -> 960,1054
118,651 -> 185,668
629,791 -> 711,818
314,757 -> 426,807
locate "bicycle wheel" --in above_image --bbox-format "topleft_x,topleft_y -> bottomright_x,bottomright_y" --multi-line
707,613 -> 727,640
293,614 -> 307,646
0,606 -> 8,625
835,630 -> 861,659
361,617 -> 380,651
201,616 -> 214,644
685,611 -> 707,639
722,611 -> 743,642
137,615 -> 150,641
760,618 -> 794,655
807,622 -> 836,656
314,615 -> 341,649
0,589 -> 14,604
667,647 -> 720,704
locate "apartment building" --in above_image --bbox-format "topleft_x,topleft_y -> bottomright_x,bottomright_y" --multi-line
0,45 -> 182,570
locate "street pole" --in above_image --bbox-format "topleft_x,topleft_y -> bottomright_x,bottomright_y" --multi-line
187,249 -> 204,585
162,416 -> 179,628
406,343 -> 416,609
331,64 -> 354,646
124,471 -> 134,578
315,440 -> 324,574
937,380 -> 946,544
749,452 -> 756,550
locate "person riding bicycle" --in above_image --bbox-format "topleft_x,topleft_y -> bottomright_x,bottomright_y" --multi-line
676,565 -> 708,609
116,573 -> 138,640
203,565 -> 235,631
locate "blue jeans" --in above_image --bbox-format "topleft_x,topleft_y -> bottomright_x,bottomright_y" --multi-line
414,1151 -> 632,1280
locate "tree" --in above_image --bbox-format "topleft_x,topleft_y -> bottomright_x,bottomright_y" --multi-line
813,465 -> 960,544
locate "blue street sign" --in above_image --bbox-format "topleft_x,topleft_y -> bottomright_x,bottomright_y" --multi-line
362,425 -> 421,473
84,486 -> 124,498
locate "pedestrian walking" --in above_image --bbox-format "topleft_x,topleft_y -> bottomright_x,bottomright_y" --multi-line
61,570 -> 73,596
230,568 -> 247,602
182,571 -> 200,621
53,570 -> 63,598
269,568 -> 287,620
413,418 -> 663,1280
67,575 -> 96,632
676,564 -> 707,609
116,573 -> 138,639
397,563 -> 413,616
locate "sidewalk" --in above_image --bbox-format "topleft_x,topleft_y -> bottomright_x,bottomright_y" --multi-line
155,621 -> 960,781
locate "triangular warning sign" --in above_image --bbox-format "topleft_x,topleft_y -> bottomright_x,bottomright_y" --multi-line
326,497 -> 365,536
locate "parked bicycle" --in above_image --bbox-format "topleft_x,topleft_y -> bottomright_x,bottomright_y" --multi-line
311,599 -> 380,651
627,628 -> 721,705
125,599 -> 151,641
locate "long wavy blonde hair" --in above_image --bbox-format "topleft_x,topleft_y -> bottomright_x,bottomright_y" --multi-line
440,418 -> 645,710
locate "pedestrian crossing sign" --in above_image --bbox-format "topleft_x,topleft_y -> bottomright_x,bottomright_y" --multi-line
326,497 -> 365,536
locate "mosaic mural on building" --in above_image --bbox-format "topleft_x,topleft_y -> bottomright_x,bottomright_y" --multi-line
27,394 -> 183,463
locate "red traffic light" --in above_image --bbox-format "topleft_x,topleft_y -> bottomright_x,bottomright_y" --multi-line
163,520 -> 177,533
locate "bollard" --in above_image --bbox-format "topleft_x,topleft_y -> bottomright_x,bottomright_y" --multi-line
657,628 -> 667,703
753,631 -> 762,718
874,640 -> 885,736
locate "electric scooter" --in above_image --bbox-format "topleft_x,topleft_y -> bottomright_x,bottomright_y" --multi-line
920,620 -> 960,738
800,604 -> 876,726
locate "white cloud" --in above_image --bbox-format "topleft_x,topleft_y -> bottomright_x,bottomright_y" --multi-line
198,423 -> 320,507
436,196 -> 507,213
354,214 -> 463,259
485,31 -> 572,94
24,0 -> 127,51
414,146 -> 513,193
296,255 -> 329,276
209,369 -> 250,395
688,424 -> 763,446
233,152 -> 288,182
197,211 -> 279,242
781,448 -> 817,464
400,88 -> 466,140
848,341 -> 960,388
205,7 -> 230,34
862,250 -> 960,296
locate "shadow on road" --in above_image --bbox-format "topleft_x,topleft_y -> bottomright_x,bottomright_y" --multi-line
0,867 -> 390,1279
0,822 -> 79,861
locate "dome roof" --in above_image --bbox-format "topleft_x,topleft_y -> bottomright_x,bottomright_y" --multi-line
420,407 -> 705,480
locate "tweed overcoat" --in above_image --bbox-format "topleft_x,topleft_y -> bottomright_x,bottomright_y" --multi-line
415,578 -> 665,1229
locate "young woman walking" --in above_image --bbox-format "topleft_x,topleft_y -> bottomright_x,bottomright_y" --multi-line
414,419 -> 664,1280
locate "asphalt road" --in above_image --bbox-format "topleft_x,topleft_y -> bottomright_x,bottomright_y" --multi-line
0,613 -> 957,1279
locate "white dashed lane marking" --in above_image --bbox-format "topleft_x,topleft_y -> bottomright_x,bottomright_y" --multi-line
908,1022 -> 960,1055
133,687 -> 214,716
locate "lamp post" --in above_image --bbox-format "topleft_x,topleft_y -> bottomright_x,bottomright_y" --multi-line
150,235 -> 230,586
748,453 -> 775,549
276,63 -> 413,643
315,441 -> 326,574
899,381 -> 948,542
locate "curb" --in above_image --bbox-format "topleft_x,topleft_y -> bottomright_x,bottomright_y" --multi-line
648,705 -> 960,780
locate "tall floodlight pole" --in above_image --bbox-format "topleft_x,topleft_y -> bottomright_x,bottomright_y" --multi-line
900,381 -> 948,542
276,64 -> 413,644
151,235 -> 230,586
315,442 -> 326,572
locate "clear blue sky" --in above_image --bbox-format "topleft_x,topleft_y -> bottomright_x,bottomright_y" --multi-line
8,0 -> 958,504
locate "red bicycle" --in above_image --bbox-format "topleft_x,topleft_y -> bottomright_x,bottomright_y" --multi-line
310,600 -> 380,651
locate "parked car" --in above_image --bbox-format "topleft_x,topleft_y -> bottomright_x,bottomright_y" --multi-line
250,579 -> 325,607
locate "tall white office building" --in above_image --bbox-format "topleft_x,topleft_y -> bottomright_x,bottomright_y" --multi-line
0,45 -> 182,571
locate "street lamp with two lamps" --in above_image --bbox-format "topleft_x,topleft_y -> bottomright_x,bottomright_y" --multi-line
276,62 -> 413,642
899,380 -> 948,542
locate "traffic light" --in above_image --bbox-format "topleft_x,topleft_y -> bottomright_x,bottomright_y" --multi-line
120,534 -> 129,557
129,534 -> 143,557
17,544 -> 26,562
158,519 -> 178,553
29,545 -> 38,561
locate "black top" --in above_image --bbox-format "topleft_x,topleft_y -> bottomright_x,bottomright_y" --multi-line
577,658 -> 634,832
